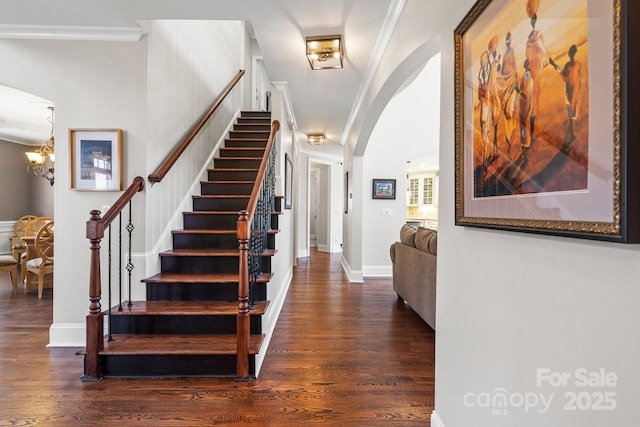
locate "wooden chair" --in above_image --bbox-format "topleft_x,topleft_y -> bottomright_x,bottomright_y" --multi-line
9,215 -> 37,264
25,221 -> 54,299
21,216 -> 53,279
0,255 -> 18,292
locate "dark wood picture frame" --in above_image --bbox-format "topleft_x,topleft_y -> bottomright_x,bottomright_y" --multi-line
284,152 -> 293,210
372,179 -> 396,200
454,0 -> 640,242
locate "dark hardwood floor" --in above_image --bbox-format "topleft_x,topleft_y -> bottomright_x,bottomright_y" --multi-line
0,249 -> 434,426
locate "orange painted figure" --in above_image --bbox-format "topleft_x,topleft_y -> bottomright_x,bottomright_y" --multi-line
477,36 -> 500,166
497,32 -> 519,157
518,59 -> 534,163
559,44 -> 583,143
524,12 -> 558,146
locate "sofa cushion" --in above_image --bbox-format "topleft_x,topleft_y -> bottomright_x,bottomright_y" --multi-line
415,227 -> 437,255
399,224 -> 417,247
428,232 -> 438,255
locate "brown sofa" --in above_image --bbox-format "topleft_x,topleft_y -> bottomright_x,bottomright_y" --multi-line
389,224 -> 437,330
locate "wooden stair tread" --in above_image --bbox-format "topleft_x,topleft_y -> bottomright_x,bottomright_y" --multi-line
200,180 -> 255,184
172,229 -> 279,235
207,168 -> 258,172
105,300 -> 269,316
144,272 -> 274,283
192,195 -> 250,199
214,157 -> 264,160
160,248 -> 277,257
183,211 -> 281,216
100,334 -> 264,356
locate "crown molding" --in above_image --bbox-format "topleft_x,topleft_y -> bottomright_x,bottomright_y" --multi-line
340,0 -> 406,146
272,81 -> 298,132
0,24 -> 146,42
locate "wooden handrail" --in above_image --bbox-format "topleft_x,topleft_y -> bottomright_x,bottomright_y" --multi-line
245,120 -> 280,222
236,119 -> 280,380
86,176 -> 145,241
83,176 -> 145,381
148,70 -> 245,184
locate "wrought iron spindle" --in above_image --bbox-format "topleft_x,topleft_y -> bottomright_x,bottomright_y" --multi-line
126,201 -> 134,307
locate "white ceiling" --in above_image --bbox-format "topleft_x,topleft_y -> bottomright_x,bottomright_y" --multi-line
0,0 -> 396,152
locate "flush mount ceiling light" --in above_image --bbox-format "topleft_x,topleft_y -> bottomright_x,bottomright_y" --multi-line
305,35 -> 344,70
307,133 -> 326,145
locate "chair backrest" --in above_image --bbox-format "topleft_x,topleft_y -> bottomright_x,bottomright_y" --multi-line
13,215 -> 37,238
24,217 -> 53,237
34,221 -> 54,263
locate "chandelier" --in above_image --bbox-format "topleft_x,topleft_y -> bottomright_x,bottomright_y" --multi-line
25,106 -> 55,186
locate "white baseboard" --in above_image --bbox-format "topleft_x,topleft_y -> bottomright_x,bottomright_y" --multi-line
431,410 -> 445,427
48,323 -> 85,347
297,248 -> 309,258
317,244 -> 330,253
254,266 -> 293,376
341,255 -> 363,283
362,265 -> 392,277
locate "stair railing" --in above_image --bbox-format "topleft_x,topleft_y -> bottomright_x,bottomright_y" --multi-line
236,119 -> 280,380
83,176 -> 145,381
148,69 -> 246,184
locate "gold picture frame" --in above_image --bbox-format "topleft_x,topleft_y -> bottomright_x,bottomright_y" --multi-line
454,0 -> 639,242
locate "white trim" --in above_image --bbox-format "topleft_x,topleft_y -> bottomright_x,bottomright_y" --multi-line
297,144 -> 343,162
0,24 -> 146,42
341,255 -> 364,283
48,323 -> 84,347
0,220 -> 15,233
431,410 -> 445,427
340,0 -> 406,145
362,265 -> 392,277
297,248 -> 309,259
254,267 -> 293,376
272,81 -> 297,131
0,220 -> 15,255
317,244 -> 330,253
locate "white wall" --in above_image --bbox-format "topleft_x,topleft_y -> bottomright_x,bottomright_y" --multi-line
0,38 -> 148,345
362,54 -> 441,277
141,20 -> 245,279
434,1 -> 640,426
296,148 -> 343,259
341,0 -> 443,279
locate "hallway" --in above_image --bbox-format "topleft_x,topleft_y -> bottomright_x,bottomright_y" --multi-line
0,250 -> 434,425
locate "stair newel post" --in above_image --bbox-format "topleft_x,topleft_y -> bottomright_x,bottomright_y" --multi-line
236,210 -> 251,381
84,210 -> 105,381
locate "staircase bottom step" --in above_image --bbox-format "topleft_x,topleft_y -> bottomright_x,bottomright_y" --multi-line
98,334 -> 264,378
101,334 -> 264,355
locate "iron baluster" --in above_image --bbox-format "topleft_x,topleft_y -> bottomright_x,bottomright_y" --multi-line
126,201 -> 134,307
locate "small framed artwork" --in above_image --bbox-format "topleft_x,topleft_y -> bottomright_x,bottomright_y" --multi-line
344,171 -> 349,214
284,152 -> 293,209
454,0 -> 640,242
70,129 -> 123,191
372,179 -> 396,200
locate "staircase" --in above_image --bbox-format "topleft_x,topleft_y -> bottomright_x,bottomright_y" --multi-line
94,111 -> 280,379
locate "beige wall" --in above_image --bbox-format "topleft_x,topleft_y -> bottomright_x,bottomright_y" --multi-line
0,139 -> 54,220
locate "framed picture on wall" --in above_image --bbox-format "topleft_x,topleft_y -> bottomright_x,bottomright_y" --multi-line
372,179 -> 396,200
70,129 -> 123,191
284,153 -> 293,209
454,0 -> 640,242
